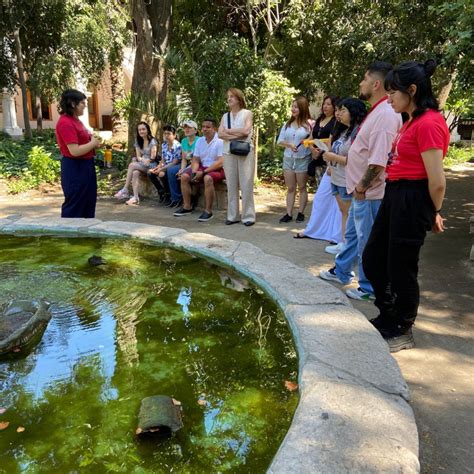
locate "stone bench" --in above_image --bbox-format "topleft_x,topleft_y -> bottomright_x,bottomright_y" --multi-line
137,175 -> 227,210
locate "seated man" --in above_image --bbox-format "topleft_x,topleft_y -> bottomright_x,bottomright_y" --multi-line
174,118 -> 225,222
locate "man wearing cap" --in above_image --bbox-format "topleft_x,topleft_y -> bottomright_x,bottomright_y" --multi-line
166,119 -> 199,208
174,118 -> 225,222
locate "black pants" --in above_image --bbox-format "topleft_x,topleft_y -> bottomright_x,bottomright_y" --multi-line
147,171 -> 169,197
362,180 -> 435,330
61,156 -> 97,218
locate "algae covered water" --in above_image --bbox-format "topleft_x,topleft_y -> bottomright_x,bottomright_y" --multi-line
0,236 -> 298,473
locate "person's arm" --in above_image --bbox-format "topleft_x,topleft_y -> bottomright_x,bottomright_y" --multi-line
202,156 -> 224,173
226,111 -> 253,138
277,125 -> 298,152
136,146 -> 143,160
218,115 -> 234,141
323,151 -> 347,166
422,148 -> 446,233
149,143 -> 158,161
67,138 -> 100,157
353,165 -> 385,200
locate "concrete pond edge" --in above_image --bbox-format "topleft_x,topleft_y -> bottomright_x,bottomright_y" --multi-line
0,216 -> 420,473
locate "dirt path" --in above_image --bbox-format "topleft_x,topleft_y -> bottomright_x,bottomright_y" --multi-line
1,167 -> 473,473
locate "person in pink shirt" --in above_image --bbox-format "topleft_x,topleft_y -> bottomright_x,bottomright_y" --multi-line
320,62 -> 402,300
363,60 -> 449,352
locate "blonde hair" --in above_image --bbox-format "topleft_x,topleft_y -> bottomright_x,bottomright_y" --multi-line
227,88 -> 247,109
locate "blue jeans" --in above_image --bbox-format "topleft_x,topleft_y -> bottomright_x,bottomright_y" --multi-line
167,164 -> 182,202
335,198 -> 381,293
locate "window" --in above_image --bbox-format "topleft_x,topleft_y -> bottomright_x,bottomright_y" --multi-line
27,90 -> 52,121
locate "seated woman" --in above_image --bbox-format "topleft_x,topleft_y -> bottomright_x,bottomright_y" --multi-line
148,124 -> 182,207
114,121 -> 158,206
166,120 -> 199,209
322,98 -> 367,254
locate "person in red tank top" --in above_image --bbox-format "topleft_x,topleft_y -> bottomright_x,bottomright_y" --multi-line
55,89 -> 101,218
362,60 -> 449,352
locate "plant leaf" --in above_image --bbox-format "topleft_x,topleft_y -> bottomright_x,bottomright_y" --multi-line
284,380 -> 298,392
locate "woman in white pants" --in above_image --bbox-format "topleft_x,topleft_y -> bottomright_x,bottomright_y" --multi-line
218,88 -> 255,226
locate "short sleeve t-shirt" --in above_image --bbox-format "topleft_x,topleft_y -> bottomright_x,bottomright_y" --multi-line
181,136 -> 198,163
194,134 -> 223,168
55,114 -> 94,159
161,140 -> 182,165
345,99 -> 402,199
387,110 -> 450,181
134,138 -> 158,161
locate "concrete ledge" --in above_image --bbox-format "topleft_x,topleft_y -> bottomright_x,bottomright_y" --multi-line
0,218 -> 419,473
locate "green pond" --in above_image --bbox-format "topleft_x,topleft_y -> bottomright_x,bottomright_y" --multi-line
0,236 -> 298,473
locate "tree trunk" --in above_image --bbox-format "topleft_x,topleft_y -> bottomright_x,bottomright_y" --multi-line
128,0 -> 172,152
110,63 -> 127,139
437,67 -> 457,110
13,28 -> 32,139
35,94 -> 43,133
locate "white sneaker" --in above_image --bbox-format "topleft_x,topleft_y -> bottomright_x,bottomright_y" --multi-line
346,287 -> 375,301
319,267 -> 354,284
325,242 -> 345,255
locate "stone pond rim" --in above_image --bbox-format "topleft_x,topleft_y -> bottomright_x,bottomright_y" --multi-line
0,216 -> 420,473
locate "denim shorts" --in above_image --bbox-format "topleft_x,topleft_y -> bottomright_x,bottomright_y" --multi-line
331,183 -> 352,201
283,155 -> 312,173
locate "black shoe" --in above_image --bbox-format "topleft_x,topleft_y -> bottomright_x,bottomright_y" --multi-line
168,199 -> 181,208
225,219 -> 240,225
384,328 -> 415,353
158,194 -> 165,204
296,212 -> 305,223
162,197 -> 172,206
198,211 -> 213,222
243,221 -> 255,227
173,199 -> 183,209
174,207 -> 193,217
279,214 -> 292,223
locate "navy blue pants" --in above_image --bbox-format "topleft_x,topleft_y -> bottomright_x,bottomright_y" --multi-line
61,156 -> 97,218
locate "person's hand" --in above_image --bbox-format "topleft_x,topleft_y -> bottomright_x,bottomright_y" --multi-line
91,137 -> 101,148
291,144 -> 298,153
192,170 -> 203,183
353,187 -> 366,201
142,158 -> 151,166
149,167 -> 159,175
322,151 -> 332,163
432,213 -> 446,233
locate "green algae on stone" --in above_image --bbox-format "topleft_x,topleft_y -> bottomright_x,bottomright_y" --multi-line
0,235 -> 298,473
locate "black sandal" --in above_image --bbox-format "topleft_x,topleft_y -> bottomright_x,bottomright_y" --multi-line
293,232 -> 309,239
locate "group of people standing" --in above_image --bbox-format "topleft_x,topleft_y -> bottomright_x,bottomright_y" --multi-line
287,60 -> 448,353
55,58 -> 449,353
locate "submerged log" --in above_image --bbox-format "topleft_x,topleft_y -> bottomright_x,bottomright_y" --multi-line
136,395 -> 183,438
0,300 -> 52,355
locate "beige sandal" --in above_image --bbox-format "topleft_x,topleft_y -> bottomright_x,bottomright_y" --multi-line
125,196 -> 139,206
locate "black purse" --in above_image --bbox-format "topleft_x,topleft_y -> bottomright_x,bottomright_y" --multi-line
227,112 -> 251,156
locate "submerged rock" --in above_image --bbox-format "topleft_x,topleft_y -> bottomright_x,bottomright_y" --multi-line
0,300 -> 52,356
136,395 -> 183,438
88,255 -> 106,266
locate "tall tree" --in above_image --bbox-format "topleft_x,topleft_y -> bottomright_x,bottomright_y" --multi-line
129,0 -> 172,147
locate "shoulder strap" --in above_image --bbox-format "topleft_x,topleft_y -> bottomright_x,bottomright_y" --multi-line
227,112 -> 231,129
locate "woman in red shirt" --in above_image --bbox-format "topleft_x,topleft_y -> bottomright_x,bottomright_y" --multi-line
362,60 -> 449,352
55,89 -> 101,218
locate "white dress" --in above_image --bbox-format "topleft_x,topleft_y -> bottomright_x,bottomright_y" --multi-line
302,171 -> 342,242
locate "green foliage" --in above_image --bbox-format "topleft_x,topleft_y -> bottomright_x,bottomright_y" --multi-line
444,144 -> 474,168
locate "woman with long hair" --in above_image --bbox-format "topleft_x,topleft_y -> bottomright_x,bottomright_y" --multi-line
322,98 -> 367,254
218,88 -> 255,226
308,95 -> 338,184
277,96 -> 313,223
363,60 -> 449,352
114,121 -> 158,205
55,89 -> 101,218
293,99 -> 342,242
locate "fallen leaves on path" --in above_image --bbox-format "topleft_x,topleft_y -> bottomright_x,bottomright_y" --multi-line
284,381 -> 298,392
17,426 -> 25,433
0,408 -> 6,414
0,421 -> 10,430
